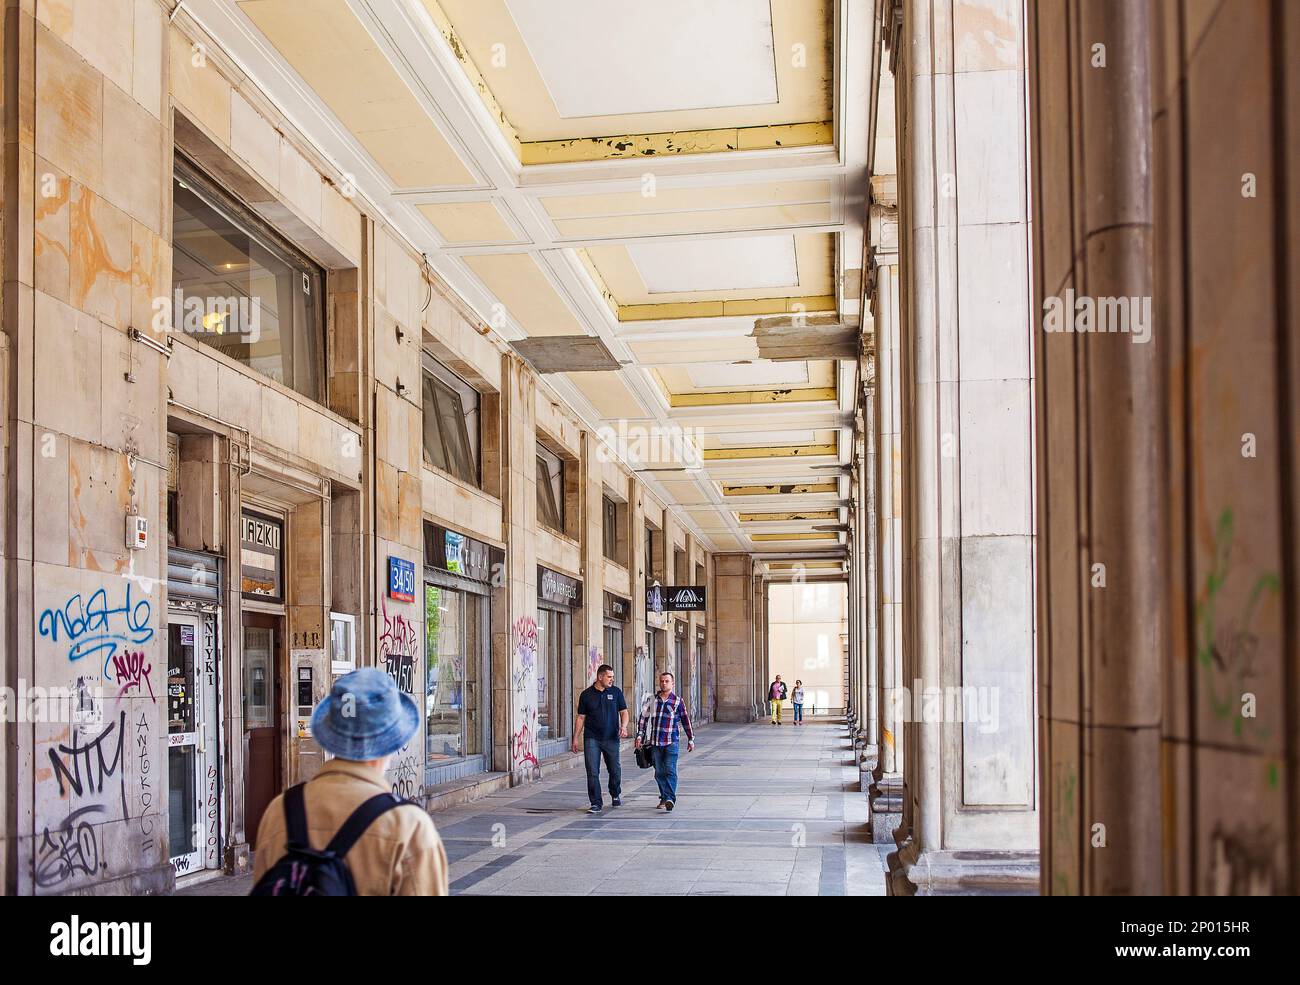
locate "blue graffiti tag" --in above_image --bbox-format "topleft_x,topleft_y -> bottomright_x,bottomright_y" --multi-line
38,584 -> 154,665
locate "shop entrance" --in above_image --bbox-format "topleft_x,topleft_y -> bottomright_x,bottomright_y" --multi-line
424,578 -> 490,776
166,609 -> 219,876
242,612 -> 282,841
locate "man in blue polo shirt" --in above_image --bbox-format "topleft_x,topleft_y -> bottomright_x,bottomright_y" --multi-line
572,664 -> 629,814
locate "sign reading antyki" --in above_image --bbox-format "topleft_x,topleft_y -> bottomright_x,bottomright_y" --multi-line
647,586 -> 707,612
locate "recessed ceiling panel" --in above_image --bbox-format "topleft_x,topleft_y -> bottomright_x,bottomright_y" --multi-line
717,430 -> 815,447
628,236 -> 798,294
505,0 -> 777,118
686,360 -> 809,389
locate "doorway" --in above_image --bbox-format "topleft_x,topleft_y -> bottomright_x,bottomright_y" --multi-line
167,610 -> 219,875
242,612 -> 282,841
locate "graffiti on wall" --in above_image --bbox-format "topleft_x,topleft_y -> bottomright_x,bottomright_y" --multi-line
1195,508 -> 1280,738
1209,821 -> 1280,895
135,709 -> 155,863
37,709 -> 130,890
391,754 -> 423,800
511,616 -> 540,777
33,568 -> 161,893
38,584 -> 154,670
379,598 -> 424,800
379,599 -> 418,695
34,805 -> 106,888
112,650 -> 155,702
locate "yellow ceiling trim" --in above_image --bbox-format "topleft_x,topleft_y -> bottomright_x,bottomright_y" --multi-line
574,248 -> 619,318
769,560 -> 843,569
620,295 -> 835,323
541,180 -> 834,220
752,532 -> 838,542
553,202 -> 833,240
421,0 -> 523,157
703,444 -> 838,461
670,386 -> 837,408
738,511 -> 838,522
722,482 -> 838,496
519,122 -> 833,166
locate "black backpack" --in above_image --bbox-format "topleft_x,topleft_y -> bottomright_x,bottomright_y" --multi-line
250,782 -> 407,896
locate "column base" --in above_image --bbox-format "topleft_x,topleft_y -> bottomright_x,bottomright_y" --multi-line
715,705 -> 755,723
898,849 -> 1040,896
868,772 -> 903,843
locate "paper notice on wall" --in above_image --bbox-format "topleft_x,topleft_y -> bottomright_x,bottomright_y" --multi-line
180,625 -> 194,646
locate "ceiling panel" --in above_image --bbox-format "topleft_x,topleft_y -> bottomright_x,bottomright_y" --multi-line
462,253 -> 585,336
505,0 -> 777,118
587,233 -> 833,307
685,360 -> 809,389
419,201 -> 521,244
238,0 -> 477,187
628,235 -> 798,294
433,0 -> 833,146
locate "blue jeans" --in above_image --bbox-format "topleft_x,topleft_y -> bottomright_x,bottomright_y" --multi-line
793,702 -> 804,722
584,737 -> 621,807
651,742 -> 680,802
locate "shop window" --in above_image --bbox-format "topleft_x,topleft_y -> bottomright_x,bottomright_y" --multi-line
536,442 -> 565,532
426,584 -> 484,762
171,156 -> 325,402
422,356 -> 480,486
536,606 -> 569,741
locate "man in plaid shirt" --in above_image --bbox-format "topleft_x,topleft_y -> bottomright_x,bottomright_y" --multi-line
635,670 -> 696,811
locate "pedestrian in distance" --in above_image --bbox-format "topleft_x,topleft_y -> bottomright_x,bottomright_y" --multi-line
768,674 -> 788,724
251,667 -> 449,895
636,670 -> 695,811
572,663 -> 629,814
792,679 -> 806,725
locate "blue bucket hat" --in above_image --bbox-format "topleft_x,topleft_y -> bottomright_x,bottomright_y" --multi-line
310,667 -> 419,761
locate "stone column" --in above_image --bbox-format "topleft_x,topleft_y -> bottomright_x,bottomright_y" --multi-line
856,394 -> 881,774
713,554 -> 755,722
498,355 -> 541,783
869,203 -> 905,844
1029,0 -> 1300,894
888,0 -> 1039,894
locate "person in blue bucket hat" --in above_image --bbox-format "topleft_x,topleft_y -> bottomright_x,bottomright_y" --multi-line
252,667 -> 449,895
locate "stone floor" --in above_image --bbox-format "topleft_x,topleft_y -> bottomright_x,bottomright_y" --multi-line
177,720 -> 890,896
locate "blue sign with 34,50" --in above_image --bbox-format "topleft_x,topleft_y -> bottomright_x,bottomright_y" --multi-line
388,556 -> 415,603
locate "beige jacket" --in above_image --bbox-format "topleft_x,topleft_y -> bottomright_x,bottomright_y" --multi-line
253,758 -> 449,896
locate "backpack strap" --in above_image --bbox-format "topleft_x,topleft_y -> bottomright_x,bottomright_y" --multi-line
324,793 -> 406,859
283,783 -> 311,851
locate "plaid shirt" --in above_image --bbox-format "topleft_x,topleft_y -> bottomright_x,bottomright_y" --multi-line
638,691 -> 694,747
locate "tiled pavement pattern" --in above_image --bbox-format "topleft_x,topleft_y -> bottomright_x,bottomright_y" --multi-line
177,721 -> 890,896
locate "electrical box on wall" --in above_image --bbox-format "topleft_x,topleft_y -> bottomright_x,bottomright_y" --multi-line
126,513 -> 148,551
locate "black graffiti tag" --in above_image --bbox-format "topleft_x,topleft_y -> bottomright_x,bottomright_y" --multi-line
34,804 -> 106,888
48,710 -> 128,822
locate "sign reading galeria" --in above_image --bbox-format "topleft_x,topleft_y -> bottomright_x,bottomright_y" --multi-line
647,585 -> 707,612
241,509 -> 283,601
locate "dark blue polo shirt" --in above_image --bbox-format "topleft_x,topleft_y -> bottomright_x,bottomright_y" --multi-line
577,684 -> 627,741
